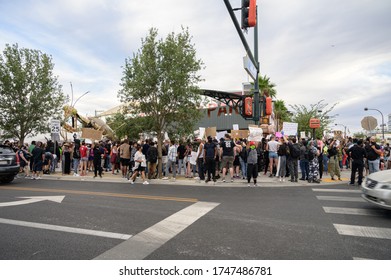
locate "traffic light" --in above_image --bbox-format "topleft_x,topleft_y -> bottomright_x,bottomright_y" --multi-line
265,97 -> 272,115
241,0 -> 257,29
243,96 -> 253,118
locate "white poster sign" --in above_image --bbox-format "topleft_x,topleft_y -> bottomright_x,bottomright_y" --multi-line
248,127 -> 263,141
300,131 -> 306,139
282,122 -> 298,136
233,124 -> 239,130
216,131 -> 228,141
189,151 -> 198,166
199,127 -> 205,140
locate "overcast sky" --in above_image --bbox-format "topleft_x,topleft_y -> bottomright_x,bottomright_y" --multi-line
1,0 -> 390,134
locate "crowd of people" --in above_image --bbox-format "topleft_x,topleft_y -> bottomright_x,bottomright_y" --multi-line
3,134 -> 390,186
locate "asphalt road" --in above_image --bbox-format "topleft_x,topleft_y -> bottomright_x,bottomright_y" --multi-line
0,178 -> 390,260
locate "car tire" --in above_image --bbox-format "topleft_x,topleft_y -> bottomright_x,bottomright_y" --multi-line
0,175 -> 15,184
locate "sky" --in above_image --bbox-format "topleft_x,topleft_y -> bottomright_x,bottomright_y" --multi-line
1,0 -> 390,135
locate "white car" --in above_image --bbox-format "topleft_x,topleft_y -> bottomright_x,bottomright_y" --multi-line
361,169 -> 391,210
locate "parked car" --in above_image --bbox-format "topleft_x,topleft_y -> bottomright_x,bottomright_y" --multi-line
0,144 -> 20,183
361,169 -> 391,210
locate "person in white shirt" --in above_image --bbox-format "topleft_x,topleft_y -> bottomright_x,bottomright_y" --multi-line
163,140 -> 177,180
267,135 -> 280,177
129,144 -> 149,185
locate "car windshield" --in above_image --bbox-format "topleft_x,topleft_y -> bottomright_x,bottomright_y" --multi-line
0,146 -> 14,154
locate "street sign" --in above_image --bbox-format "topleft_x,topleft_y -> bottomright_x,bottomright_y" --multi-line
243,55 -> 257,81
50,119 -> 61,134
361,116 -> 377,131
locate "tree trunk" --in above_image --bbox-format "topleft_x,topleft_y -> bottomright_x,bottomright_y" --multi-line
157,131 -> 163,179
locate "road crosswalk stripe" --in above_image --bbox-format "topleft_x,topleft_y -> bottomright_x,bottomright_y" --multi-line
316,196 -> 364,202
95,201 -> 220,260
334,224 -> 391,240
312,188 -> 361,193
323,207 -> 382,216
0,218 -> 132,240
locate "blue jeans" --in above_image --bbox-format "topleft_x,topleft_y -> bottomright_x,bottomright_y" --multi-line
368,159 -> 380,174
166,159 -> 177,178
73,158 -> 80,174
239,157 -> 247,178
300,159 -> 309,179
177,158 -> 185,175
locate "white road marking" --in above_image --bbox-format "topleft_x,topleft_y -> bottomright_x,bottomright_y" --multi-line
353,257 -> 375,260
334,224 -> 391,240
0,196 -> 65,207
316,196 -> 364,202
0,218 -> 131,240
323,207 -> 383,216
95,201 -> 220,260
312,188 -> 361,193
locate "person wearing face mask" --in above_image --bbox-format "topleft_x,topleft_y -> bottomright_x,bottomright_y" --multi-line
203,136 -> 217,183
365,136 -> 382,174
246,141 -> 259,187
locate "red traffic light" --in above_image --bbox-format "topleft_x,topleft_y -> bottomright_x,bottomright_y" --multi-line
241,0 -> 257,29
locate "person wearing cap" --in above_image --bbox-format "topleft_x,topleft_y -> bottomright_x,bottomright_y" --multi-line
203,136 -> 217,183
247,141 -> 259,187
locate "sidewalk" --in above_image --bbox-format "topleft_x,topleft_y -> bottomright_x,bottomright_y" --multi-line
37,168 -> 353,188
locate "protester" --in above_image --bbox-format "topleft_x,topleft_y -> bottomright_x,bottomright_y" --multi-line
203,136 -> 217,183
246,141 -> 258,187
129,144 -> 148,184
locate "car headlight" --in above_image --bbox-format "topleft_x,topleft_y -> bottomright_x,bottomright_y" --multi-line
380,184 -> 391,190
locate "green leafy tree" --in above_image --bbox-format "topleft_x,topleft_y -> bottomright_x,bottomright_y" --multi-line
118,28 -> 204,177
290,100 -> 337,139
0,43 -> 66,144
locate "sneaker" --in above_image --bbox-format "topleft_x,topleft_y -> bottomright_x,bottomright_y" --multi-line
36,176 -> 41,180
348,183 -> 355,186
253,183 -> 258,187
222,179 -> 226,183
231,178 -> 234,182
247,183 -> 251,187
130,180 -> 134,184
143,181 -> 149,185
205,179 -> 211,183
162,177 -> 169,180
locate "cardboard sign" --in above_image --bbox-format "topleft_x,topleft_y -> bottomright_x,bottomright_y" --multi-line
231,130 -> 249,139
205,127 -> 217,138
81,128 -> 103,141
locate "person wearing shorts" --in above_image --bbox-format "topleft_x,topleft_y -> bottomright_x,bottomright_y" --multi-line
129,144 -> 148,185
220,134 -> 239,182
119,139 -> 131,178
267,135 -> 280,177
79,141 -> 89,176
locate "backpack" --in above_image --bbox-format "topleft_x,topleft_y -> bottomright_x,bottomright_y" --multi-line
305,147 -> 315,161
290,143 -> 300,159
148,147 -> 158,163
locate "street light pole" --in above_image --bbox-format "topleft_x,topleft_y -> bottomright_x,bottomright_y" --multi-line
364,107 -> 385,140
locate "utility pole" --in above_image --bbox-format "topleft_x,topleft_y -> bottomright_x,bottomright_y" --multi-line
223,0 -> 260,124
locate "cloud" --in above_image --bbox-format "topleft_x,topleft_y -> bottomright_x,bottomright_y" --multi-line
1,0 -> 390,135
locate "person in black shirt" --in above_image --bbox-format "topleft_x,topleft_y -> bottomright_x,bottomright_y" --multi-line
348,139 -> 366,186
203,136 -> 217,183
365,136 -> 382,174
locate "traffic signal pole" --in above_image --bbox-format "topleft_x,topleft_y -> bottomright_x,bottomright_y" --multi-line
223,0 -> 260,124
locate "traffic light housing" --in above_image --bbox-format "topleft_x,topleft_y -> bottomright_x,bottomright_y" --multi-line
241,0 -> 257,29
265,97 -> 272,115
242,96 -> 253,118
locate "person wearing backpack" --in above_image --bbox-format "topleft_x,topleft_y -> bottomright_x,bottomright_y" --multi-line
287,137 -> 300,182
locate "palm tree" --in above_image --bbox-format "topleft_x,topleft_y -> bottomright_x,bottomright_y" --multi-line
273,100 -> 290,132
258,75 -> 277,98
